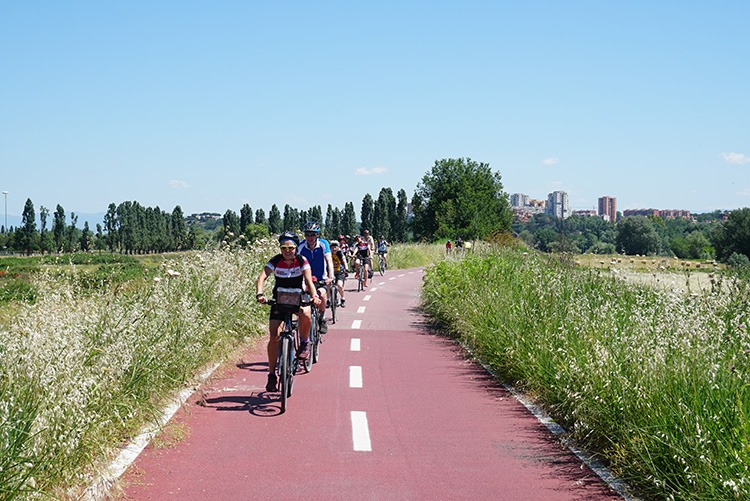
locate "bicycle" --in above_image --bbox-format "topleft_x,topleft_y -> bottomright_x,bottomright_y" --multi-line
378,253 -> 386,276
330,281 -> 338,324
266,288 -> 311,413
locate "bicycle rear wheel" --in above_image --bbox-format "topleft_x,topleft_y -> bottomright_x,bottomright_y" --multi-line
379,257 -> 385,275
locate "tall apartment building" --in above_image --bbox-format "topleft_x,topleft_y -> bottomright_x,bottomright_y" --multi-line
545,191 -> 569,219
598,196 -> 617,222
510,193 -> 529,207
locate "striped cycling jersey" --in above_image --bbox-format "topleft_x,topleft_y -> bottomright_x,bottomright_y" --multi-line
265,254 -> 310,294
356,241 -> 370,257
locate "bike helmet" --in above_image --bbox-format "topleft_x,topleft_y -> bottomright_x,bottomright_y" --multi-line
330,240 -> 340,248
303,221 -> 321,233
278,231 -> 299,246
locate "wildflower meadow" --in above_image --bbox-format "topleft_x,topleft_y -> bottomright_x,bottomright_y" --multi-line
0,243 -> 273,498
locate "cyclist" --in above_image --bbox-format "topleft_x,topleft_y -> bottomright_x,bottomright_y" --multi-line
376,235 -> 389,268
363,229 -> 375,255
338,234 -> 350,260
256,231 -> 321,392
354,234 -> 372,288
329,240 -> 348,308
297,221 -> 334,334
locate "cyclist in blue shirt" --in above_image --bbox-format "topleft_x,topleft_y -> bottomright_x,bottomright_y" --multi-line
297,221 -> 334,333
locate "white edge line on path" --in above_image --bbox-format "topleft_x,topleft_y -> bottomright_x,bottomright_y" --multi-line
351,411 -> 372,451
85,362 -> 221,500
350,338 -> 361,351
351,319 -> 362,329
349,366 -> 363,388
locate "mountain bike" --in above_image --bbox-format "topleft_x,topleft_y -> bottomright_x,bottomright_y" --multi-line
309,296 -> 320,367
267,288 -> 310,413
378,253 -> 386,276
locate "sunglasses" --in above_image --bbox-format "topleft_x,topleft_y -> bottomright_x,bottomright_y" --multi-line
304,232 -> 317,237
280,245 -> 297,250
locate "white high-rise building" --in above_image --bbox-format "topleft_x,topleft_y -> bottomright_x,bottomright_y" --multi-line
510,193 -> 529,207
545,191 -> 569,219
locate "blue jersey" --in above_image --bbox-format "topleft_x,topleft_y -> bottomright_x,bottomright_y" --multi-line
297,238 -> 331,281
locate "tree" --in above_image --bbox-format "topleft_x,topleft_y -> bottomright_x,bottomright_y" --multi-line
360,194 -> 374,234
53,204 -> 66,253
171,206 -> 188,250
713,208 -> 750,262
373,188 -> 394,240
283,204 -> 299,232
104,203 -> 118,252
342,202 -> 357,236
616,216 -> 662,256
268,204 -> 282,234
240,204 -> 253,234
255,208 -> 267,228
222,210 -> 240,239
80,221 -> 93,252
17,198 -> 38,255
393,189 -> 408,242
414,158 -> 512,241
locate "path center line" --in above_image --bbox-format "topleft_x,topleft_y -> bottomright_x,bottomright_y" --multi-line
351,319 -> 362,329
363,295 -> 372,301
350,338 -> 360,351
349,366 -> 363,388
351,411 -> 372,452
357,306 -> 366,313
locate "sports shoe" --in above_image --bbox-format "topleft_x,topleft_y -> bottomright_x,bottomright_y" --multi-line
265,373 -> 277,392
319,317 -> 328,334
340,298 -> 346,308
298,342 -> 310,359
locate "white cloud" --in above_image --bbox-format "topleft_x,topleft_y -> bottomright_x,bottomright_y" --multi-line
722,152 -> 750,165
169,180 -> 190,189
355,166 -> 389,176
542,157 -> 560,166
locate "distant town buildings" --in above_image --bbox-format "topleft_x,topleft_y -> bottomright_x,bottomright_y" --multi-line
598,196 -> 617,222
511,191 -> 695,223
622,208 -> 692,219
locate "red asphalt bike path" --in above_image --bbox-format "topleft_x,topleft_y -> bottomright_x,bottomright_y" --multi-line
119,268 -> 621,500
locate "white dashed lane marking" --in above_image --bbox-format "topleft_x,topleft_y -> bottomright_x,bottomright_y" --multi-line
363,295 -> 372,301
349,366 -> 363,388
351,320 -> 362,329
351,411 -> 372,452
350,338 -> 360,351
357,306 -> 366,314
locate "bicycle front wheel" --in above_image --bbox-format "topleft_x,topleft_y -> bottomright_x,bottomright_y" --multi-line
379,257 -> 385,275
279,334 -> 294,412
331,286 -> 338,324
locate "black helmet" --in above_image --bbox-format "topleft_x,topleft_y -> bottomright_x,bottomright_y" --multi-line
278,231 -> 299,246
303,221 -> 320,233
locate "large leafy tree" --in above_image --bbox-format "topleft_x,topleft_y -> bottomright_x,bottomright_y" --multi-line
616,216 -> 662,255
240,204 -> 253,234
373,188 -> 395,240
53,204 -> 66,253
712,208 -> 750,262
414,158 -> 512,241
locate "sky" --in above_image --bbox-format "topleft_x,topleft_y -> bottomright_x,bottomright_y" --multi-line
1,1 -> 749,227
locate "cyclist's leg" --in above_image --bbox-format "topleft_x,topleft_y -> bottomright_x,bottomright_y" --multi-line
297,306 -> 311,344
267,319 -> 283,373
364,258 -> 370,286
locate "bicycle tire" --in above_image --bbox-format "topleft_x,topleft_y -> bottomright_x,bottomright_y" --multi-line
379,257 -> 385,276
304,309 -> 315,372
331,285 -> 337,324
279,334 -> 293,413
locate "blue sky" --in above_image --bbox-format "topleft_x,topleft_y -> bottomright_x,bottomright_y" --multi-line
2,1 -> 749,225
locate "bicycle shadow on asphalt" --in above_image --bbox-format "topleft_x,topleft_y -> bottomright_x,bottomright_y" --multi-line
202,391 -> 284,417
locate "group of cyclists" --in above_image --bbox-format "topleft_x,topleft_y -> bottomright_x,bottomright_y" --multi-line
255,222 -> 389,393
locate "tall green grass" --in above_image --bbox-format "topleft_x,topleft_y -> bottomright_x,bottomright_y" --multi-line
0,245 -> 273,498
421,247 -> 750,500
